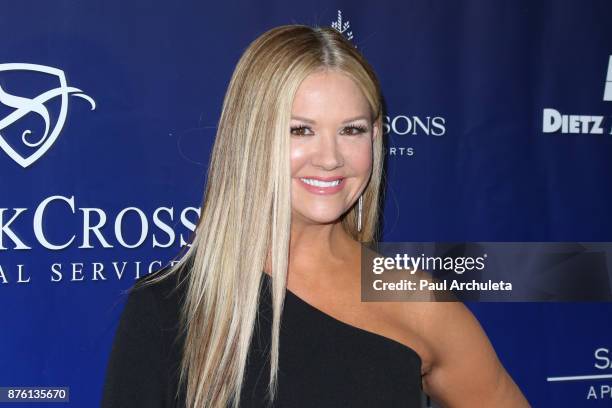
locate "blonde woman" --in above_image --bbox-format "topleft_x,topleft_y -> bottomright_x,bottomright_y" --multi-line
102,24 -> 530,408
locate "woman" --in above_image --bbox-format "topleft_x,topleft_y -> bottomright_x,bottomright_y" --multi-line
102,24 -> 530,407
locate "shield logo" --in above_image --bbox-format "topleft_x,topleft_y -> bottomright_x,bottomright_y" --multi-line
0,63 -> 95,168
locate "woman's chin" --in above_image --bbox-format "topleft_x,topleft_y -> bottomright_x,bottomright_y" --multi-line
292,212 -> 344,226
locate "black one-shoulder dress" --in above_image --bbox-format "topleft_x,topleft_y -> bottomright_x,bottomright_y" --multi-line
102,271 -> 424,407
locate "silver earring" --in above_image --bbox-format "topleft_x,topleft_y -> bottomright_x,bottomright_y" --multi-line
357,194 -> 363,232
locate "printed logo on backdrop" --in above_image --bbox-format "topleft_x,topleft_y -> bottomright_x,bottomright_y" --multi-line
384,114 -> 446,158
0,63 -> 95,168
329,10 -> 447,159
0,195 -> 200,285
0,65 -> 199,285
547,346 -> 612,402
542,55 -> 612,134
604,55 -> 612,102
331,10 -> 354,43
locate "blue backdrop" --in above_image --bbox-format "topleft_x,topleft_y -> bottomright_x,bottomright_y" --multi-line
1,1 -> 611,406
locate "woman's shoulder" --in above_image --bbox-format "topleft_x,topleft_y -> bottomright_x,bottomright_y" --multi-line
390,272 -> 523,405
125,267 -> 187,325
102,267 -> 188,407
110,266 -> 188,348
132,267 -> 187,300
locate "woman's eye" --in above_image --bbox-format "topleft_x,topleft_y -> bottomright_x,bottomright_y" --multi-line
342,125 -> 368,135
290,126 -> 313,136
290,125 -> 369,136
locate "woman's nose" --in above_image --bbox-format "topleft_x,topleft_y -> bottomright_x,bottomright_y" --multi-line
310,132 -> 344,170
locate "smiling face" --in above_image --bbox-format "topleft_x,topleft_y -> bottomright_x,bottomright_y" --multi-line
290,69 -> 378,228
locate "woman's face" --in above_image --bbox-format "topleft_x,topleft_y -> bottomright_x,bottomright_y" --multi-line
290,69 -> 377,228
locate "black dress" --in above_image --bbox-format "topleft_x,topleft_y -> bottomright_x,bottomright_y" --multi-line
101,271 -> 424,407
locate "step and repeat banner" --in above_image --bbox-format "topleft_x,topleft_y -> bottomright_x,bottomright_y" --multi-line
1,1 -> 611,407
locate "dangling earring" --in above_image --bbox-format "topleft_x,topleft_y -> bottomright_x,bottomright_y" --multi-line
357,194 -> 363,232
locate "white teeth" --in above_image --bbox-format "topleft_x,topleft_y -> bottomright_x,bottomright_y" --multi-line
300,178 -> 342,187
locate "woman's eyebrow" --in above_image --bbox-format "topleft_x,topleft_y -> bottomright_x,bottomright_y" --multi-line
290,115 -> 369,124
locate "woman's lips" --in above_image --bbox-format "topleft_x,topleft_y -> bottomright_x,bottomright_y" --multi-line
297,177 -> 346,195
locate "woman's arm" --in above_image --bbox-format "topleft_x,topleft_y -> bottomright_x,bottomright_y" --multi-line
418,301 -> 530,407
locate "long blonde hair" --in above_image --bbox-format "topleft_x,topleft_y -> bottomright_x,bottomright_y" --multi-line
132,24 -> 385,408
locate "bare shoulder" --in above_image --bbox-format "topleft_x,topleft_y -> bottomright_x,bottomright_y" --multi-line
355,241 -> 528,405
392,274 -> 530,407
